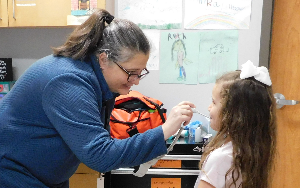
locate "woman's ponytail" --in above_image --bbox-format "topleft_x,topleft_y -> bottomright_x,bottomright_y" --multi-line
52,9 -> 114,60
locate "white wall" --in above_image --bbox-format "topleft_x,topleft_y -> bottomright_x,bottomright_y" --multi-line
0,0 -> 272,129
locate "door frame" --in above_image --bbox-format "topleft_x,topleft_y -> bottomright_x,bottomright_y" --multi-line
259,0 -> 274,68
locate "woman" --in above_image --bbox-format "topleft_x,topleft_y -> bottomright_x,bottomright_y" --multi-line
0,9 -> 195,187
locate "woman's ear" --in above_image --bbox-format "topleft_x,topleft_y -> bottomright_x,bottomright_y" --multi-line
98,52 -> 109,69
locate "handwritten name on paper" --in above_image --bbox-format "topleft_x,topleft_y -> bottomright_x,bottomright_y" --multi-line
168,33 -> 186,41
197,0 -> 246,11
152,160 -> 181,168
151,178 -> 181,188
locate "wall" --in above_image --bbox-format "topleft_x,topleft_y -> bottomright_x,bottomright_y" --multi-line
0,0 -> 272,129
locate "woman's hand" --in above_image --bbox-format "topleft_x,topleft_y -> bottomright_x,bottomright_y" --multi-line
161,101 -> 195,140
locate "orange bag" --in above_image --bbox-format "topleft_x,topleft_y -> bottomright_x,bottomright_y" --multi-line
110,90 -> 167,139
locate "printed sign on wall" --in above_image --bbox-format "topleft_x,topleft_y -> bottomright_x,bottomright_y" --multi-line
0,58 -> 13,81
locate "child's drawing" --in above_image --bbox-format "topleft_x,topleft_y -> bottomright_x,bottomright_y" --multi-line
159,32 -> 199,84
117,0 -> 182,29
171,39 -> 193,81
160,31 -> 238,84
198,30 -> 239,83
184,0 -> 252,29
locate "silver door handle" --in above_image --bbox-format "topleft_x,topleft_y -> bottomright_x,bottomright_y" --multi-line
274,93 -> 299,109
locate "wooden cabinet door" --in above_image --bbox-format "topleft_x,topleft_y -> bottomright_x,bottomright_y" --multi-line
269,0 -> 300,186
7,0 -> 105,27
0,0 -> 8,27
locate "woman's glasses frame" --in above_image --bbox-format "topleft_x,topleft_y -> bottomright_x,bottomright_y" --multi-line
113,61 -> 149,82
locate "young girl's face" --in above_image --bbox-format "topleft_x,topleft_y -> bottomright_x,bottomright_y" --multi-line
208,83 -> 223,131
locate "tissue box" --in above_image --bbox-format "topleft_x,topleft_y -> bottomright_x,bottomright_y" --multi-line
0,58 -> 13,81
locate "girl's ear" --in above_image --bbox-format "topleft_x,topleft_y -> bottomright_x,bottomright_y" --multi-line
98,52 -> 109,69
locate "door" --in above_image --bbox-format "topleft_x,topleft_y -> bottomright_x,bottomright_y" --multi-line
0,0 -> 8,27
269,0 -> 300,187
7,0 -> 105,27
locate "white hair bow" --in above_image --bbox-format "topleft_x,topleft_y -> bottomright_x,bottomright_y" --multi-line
240,60 -> 272,86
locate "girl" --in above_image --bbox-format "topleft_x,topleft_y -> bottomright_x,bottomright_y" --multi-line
194,61 -> 277,188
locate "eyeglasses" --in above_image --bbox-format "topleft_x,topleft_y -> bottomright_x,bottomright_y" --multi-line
113,61 -> 149,82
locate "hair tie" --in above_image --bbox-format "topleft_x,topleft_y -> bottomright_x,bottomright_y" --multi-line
103,15 -> 114,24
240,60 -> 272,86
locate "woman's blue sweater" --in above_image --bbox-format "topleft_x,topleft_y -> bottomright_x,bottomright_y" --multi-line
0,55 -> 167,187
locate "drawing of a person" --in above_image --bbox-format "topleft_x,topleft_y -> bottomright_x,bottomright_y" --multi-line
171,39 -> 192,81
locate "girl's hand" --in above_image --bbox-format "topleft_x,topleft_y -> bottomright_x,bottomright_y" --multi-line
161,101 -> 196,140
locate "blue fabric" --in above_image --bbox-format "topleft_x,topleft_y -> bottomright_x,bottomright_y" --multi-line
0,55 -> 167,187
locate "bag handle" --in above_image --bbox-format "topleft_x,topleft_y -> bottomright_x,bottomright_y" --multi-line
143,97 -> 166,123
